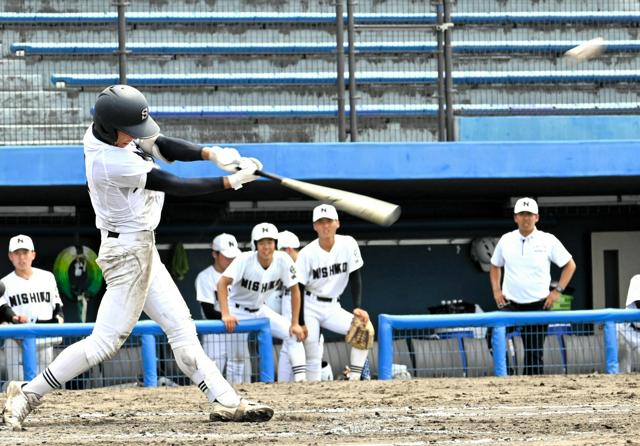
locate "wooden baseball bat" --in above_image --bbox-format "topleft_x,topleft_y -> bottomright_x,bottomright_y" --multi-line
255,170 -> 401,227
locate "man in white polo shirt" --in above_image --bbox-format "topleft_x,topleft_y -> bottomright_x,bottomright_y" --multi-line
490,197 -> 576,375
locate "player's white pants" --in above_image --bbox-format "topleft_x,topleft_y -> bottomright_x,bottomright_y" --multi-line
230,301 -> 306,381
202,333 -> 252,384
3,338 -> 57,382
24,232 -> 239,406
276,293 -> 323,382
303,295 -> 368,381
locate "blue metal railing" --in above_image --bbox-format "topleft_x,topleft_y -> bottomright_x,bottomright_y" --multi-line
377,309 -> 640,380
0,319 -> 274,385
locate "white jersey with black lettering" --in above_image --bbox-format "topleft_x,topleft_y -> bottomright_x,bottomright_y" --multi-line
83,127 -> 164,233
224,251 -> 298,309
0,269 -> 63,323
296,234 -> 363,298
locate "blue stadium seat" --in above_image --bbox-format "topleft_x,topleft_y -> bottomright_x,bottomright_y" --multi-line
51,70 -> 640,87
1,11 -> 638,25
13,40 -> 640,56
112,104 -> 440,118
81,103 -> 638,119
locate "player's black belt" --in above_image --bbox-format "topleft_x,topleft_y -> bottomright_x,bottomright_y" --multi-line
235,303 -> 259,313
107,231 -> 119,238
305,291 -> 338,303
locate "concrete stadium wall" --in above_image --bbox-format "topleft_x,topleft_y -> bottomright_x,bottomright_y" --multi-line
459,116 -> 640,141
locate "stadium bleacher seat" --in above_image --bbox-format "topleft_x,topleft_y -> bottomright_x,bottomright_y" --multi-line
51,70 -> 640,88
80,103 -> 639,120
13,40 -> 640,56
1,11 -> 638,25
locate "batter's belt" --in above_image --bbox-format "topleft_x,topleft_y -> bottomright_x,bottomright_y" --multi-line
100,229 -> 155,243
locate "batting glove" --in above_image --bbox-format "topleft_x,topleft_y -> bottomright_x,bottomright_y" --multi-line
227,157 -> 261,190
207,146 -> 242,173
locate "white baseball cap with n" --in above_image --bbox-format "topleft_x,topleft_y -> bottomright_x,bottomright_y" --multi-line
278,230 -> 300,249
9,234 -> 35,252
212,233 -> 241,258
313,204 -> 339,222
514,197 -> 539,214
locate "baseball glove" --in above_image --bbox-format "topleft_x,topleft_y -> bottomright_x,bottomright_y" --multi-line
345,316 -> 375,350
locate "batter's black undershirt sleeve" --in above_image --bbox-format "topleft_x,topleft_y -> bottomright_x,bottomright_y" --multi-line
349,269 -> 363,309
0,304 -> 16,323
154,135 -> 204,162
201,302 -> 223,320
145,168 -> 225,196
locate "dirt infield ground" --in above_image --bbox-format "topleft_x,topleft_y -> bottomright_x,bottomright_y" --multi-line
2,373 -> 640,445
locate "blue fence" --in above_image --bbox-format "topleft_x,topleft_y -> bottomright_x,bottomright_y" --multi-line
377,309 -> 640,380
0,319 -> 275,385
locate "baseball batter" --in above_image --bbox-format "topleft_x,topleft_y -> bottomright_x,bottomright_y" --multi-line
217,223 -> 307,382
195,233 -> 251,384
2,85 -> 272,431
1,235 -> 63,383
296,204 -> 370,381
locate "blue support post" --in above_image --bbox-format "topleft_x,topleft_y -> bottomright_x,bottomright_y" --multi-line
257,323 -> 274,383
378,315 -> 393,380
22,336 -> 38,381
140,334 -> 158,387
603,321 -> 619,374
491,325 -> 507,377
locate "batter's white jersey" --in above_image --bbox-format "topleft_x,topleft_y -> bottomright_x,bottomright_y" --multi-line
83,127 -> 164,233
296,234 -> 363,298
195,266 -> 224,313
0,269 -> 63,323
224,251 -> 298,308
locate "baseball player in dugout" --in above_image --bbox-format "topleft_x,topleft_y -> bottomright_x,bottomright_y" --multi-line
217,223 -> 307,382
296,204 -> 373,381
489,197 -> 576,375
1,235 -> 64,386
195,233 -> 251,384
2,84 -> 273,431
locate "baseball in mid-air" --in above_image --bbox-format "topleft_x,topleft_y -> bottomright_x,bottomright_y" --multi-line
564,37 -> 606,61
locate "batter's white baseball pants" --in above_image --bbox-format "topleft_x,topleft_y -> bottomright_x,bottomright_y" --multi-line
24,231 -> 239,406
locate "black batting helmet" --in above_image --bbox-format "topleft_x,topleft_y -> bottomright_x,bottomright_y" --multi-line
93,85 -> 159,144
